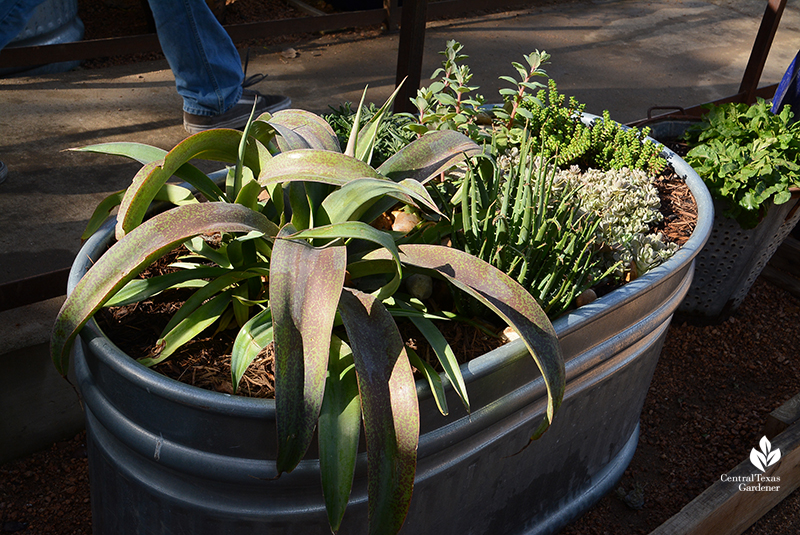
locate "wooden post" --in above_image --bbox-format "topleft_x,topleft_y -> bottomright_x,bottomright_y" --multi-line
394,0 -> 428,113
738,0 -> 788,104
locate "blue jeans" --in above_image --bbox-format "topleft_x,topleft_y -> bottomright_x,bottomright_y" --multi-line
147,0 -> 244,116
0,0 -> 47,50
0,0 -> 244,116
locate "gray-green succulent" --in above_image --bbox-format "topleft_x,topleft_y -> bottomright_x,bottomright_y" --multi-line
554,165 -> 678,279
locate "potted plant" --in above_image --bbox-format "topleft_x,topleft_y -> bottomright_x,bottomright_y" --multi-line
52,44 -> 713,534
51,90 -> 567,534
648,98 -> 800,323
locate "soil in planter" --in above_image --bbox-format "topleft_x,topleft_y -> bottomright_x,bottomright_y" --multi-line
652,172 -> 696,247
96,276 -> 510,397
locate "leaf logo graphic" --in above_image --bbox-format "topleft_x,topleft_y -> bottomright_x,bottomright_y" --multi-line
750,436 -> 781,472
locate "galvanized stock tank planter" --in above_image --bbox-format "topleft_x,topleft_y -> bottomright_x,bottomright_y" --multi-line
68,127 -> 713,535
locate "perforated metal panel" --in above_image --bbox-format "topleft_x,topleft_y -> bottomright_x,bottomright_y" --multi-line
677,197 -> 800,322
648,119 -> 800,324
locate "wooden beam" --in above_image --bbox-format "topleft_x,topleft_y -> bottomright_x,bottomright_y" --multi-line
765,391 -> 800,439
0,0 -> 534,70
650,408 -> 800,535
761,265 -> 800,301
630,0 -> 788,126
0,11 -> 387,68
394,0 -> 428,113
0,268 -> 70,313
770,237 -> 800,270
738,0 -> 788,104
766,247 -> 799,278
760,237 -> 800,300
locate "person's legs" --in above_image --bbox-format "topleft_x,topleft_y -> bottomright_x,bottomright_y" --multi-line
0,0 -> 47,50
146,0 -> 243,116
147,0 -> 290,133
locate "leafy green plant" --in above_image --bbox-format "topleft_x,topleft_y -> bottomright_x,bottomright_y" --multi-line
408,40 -> 550,145
325,101 -> 417,166
50,93 -> 566,534
408,40 -> 488,142
682,97 -> 800,229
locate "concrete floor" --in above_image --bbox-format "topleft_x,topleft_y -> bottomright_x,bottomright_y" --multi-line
2,0 -> 800,356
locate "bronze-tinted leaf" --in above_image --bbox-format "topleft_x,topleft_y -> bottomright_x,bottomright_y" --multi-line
318,336 -> 361,531
364,244 -> 565,438
271,228 -> 347,473
51,203 -> 279,375
377,130 -> 482,183
338,288 -> 419,535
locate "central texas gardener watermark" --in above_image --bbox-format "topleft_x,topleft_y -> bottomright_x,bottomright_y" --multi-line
719,436 -> 782,492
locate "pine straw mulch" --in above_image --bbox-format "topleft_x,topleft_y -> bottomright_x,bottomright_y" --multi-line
95,170 -> 696,399
653,171 -> 696,247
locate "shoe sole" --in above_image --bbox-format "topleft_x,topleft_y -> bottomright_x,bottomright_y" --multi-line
183,98 -> 293,134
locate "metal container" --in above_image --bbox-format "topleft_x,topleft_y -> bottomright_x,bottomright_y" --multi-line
69,119 -> 713,534
2,0 -> 84,76
648,121 -> 800,324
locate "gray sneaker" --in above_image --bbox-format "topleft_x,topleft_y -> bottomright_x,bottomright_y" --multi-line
183,89 -> 291,134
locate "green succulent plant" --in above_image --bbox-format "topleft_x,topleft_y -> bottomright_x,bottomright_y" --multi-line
50,91 -> 566,534
399,41 -> 675,312
427,133 -> 613,318
583,110 -> 666,175
410,41 -> 667,177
